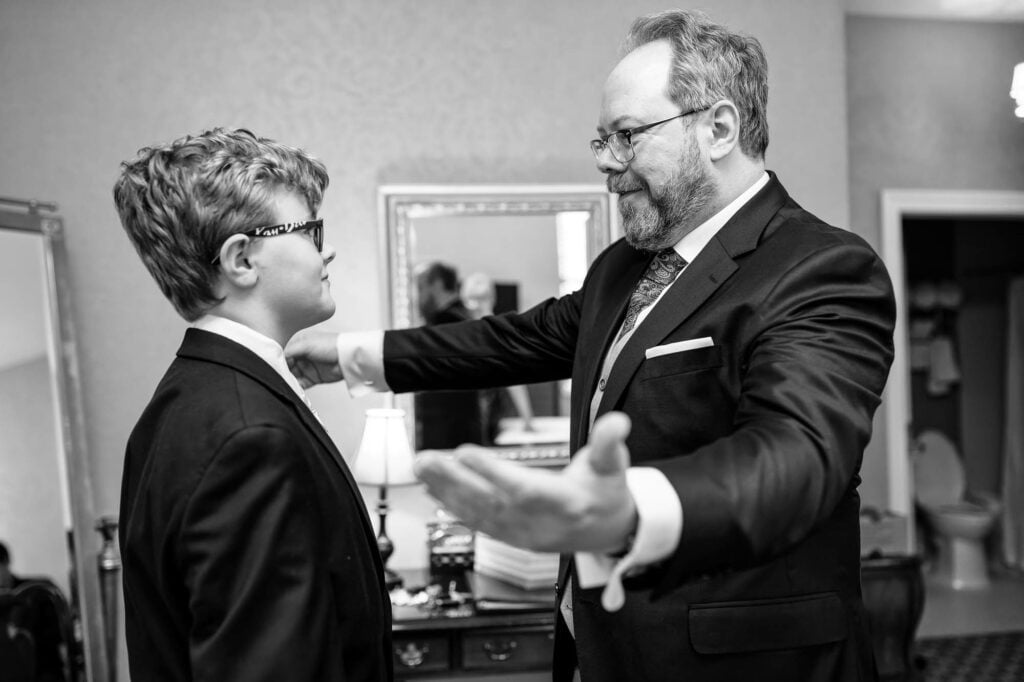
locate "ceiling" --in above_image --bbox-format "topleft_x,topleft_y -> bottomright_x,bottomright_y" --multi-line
846,0 -> 1024,22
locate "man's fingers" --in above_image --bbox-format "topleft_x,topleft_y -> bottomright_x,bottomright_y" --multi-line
453,445 -> 541,494
414,451 -> 506,525
586,412 -> 632,475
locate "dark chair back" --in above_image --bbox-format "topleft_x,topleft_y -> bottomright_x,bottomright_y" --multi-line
0,579 -> 76,682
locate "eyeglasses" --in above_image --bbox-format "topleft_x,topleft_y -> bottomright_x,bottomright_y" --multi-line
210,218 -> 324,265
590,106 -> 709,164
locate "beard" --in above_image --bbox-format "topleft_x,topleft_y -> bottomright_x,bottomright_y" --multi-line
612,139 -> 717,252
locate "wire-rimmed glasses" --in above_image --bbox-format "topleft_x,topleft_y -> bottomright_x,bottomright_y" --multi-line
590,106 -> 710,164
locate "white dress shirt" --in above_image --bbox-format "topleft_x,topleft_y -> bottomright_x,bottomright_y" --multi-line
193,315 -> 321,421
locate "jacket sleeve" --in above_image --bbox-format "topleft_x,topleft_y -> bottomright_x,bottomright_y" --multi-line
383,286 -> 585,392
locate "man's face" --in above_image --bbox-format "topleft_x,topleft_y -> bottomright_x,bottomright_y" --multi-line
416,274 -> 441,319
596,40 -> 718,252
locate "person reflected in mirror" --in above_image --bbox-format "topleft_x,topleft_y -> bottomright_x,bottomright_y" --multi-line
286,9 -> 895,681
0,541 -> 22,590
461,271 -> 537,440
113,128 -> 392,682
0,541 -> 68,682
412,261 -> 488,448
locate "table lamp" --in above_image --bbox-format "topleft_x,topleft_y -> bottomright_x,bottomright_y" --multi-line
354,407 -> 418,590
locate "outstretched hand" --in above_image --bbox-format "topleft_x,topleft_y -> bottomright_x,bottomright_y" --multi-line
285,330 -> 345,388
414,412 -> 636,554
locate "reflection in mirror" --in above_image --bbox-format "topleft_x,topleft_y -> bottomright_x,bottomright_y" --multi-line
0,200 -> 105,682
380,185 -> 615,466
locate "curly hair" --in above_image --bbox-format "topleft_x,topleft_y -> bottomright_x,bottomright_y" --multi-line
113,128 -> 329,321
623,9 -> 769,159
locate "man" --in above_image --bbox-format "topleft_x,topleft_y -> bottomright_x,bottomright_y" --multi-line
288,10 -> 894,681
413,261 -> 488,448
0,542 -> 21,590
416,261 -> 471,325
0,542 -> 69,681
114,128 -> 392,681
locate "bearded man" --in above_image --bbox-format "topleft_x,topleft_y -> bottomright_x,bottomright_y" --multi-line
287,9 -> 894,682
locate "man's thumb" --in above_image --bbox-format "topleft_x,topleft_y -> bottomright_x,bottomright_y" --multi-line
587,412 -> 631,475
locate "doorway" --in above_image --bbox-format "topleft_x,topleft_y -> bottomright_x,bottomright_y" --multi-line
879,189 -> 1024,554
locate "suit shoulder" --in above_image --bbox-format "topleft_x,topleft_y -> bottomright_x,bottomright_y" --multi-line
124,358 -> 299,487
766,202 -> 879,257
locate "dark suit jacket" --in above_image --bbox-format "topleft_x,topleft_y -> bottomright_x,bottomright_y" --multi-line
383,174 -> 894,682
119,329 -> 392,681
416,299 -> 487,448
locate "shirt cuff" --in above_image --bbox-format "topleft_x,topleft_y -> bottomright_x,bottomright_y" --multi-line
573,466 -> 683,612
336,330 -> 389,397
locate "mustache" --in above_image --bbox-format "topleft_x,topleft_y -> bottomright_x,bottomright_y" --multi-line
607,174 -> 645,195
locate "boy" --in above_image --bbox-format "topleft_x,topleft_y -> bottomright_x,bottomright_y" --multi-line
114,128 -> 392,681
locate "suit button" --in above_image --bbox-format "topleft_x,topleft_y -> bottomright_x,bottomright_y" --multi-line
598,378 -> 606,390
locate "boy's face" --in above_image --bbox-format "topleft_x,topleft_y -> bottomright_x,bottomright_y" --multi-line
250,189 -> 336,338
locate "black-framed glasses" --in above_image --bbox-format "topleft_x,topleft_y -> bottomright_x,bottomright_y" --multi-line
210,218 -> 324,265
590,106 -> 709,164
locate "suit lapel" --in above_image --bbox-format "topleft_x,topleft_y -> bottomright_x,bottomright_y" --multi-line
177,329 -> 375,537
573,250 -> 650,448
595,239 -> 737,419
592,173 -> 791,422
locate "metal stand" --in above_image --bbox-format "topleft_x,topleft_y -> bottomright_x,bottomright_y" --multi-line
95,517 -> 120,682
375,485 -> 403,590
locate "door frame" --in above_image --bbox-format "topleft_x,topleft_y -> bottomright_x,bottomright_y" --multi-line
879,189 -> 1024,552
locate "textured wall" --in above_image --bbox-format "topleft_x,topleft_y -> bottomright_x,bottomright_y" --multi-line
1,2 -> 849,676
0,0 -> 849,579
847,16 -> 1024,508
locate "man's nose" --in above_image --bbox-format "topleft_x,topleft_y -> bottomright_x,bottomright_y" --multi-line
594,145 -> 628,174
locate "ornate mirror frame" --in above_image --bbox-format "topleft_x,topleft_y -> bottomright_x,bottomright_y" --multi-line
378,184 -> 617,466
0,201 -> 107,682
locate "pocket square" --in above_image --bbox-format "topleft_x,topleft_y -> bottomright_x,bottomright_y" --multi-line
645,336 -> 714,359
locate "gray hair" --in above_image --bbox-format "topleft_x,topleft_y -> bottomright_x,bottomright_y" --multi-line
623,9 -> 769,158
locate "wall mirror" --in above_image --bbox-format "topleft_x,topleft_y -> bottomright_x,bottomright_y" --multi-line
379,185 -> 616,466
0,199 -> 107,682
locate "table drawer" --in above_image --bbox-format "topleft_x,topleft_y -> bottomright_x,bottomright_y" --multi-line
461,626 -> 554,672
393,632 -> 451,675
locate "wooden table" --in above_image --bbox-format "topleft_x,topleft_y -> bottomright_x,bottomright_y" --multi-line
391,571 -> 556,679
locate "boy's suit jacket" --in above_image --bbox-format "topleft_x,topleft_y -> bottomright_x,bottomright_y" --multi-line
119,329 -> 392,682
383,173 -> 894,681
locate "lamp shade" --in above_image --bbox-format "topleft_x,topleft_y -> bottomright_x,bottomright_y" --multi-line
353,408 -> 418,486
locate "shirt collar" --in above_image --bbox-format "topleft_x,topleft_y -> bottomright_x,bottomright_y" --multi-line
191,315 -> 306,400
671,171 -> 770,262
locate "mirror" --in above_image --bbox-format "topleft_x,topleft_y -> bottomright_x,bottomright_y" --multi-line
379,185 -> 616,466
0,199 -> 107,682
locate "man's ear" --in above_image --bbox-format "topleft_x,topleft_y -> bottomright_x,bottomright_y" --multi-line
214,234 -> 258,289
706,99 -> 741,161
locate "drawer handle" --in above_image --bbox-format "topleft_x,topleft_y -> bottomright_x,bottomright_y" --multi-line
396,642 -> 430,668
482,638 -> 518,662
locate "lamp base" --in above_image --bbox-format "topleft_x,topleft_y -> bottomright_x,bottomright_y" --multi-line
384,567 -> 403,590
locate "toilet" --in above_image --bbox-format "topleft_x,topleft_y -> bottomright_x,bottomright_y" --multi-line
911,429 -> 1002,589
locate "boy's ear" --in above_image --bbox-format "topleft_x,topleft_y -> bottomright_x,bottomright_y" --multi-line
215,234 -> 258,288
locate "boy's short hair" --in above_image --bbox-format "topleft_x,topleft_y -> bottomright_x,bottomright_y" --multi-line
113,128 -> 329,321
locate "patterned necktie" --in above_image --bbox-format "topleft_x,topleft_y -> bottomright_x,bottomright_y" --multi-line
618,248 -> 688,339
